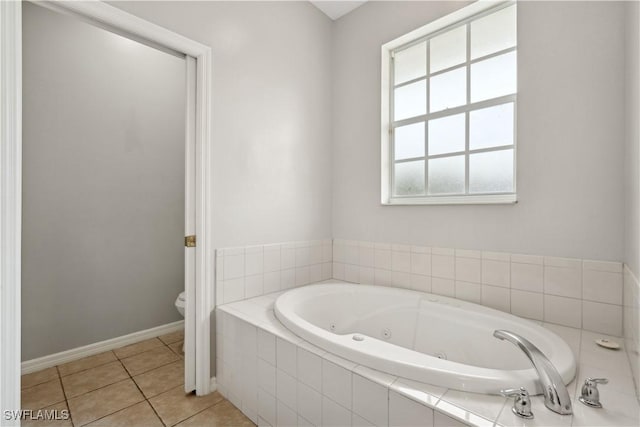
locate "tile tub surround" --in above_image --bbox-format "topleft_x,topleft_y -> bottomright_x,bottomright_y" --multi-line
333,240 -> 624,336
623,265 -> 640,400
216,290 -> 639,427
216,240 -> 333,305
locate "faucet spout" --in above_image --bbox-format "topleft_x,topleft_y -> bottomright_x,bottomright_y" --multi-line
493,329 -> 572,415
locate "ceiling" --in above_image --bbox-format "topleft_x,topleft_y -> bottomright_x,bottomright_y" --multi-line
309,1 -> 368,20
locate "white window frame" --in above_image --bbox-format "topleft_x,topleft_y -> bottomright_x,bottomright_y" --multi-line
381,1 -> 517,205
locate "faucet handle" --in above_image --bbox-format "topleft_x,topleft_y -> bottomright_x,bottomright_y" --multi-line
501,387 -> 534,419
579,378 -> 608,408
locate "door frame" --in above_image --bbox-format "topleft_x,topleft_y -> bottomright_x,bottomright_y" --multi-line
0,0 -> 214,408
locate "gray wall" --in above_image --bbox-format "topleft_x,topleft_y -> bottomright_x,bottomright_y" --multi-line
111,1 -> 334,249
22,3 -> 186,360
332,1 -> 626,262
625,0 -> 640,275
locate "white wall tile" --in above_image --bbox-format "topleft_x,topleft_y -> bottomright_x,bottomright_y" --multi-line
582,300 -> 623,336
295,266 -> 310,286
225,253 -> 246,279
298,382 -> 322,426
482,251 -> 510,262
310,245 -> 323,265
309,264 -> 322,283
410,274 -> 431,293
455,281 -> 481,304
257,416 -> 271,427
433,410 -> 467,427
511,262 -> 543,292
392,250 -> 411,273
277,400 -> 297,427
258,388 -> 277,426
322,359 -> 352,410
321,262 -> 333,280
352,374 -> 389,427
432,278 -> 455,297
345,244 -> 359,265
481,285 -> 510,312
245,274 -> 263,299
223,278 -> 245,303
432,247 -> 454,256
246,248 -> 264,276
296,247 -> 310,267
281,247 -> 296,269
333,263 -> 345,280
389,390 -> 434,427
359,245 -> 375,268
322,243 -> 332,264
392,271 -> 411,289
375,248 -> 392,270
277,337 -> 297,377
298,347 -> 322,391
281,268 -> 296,289
544,294 -> 582,328
345,264 -> 360,283
263,271 -> 281,294
455,257 -> 481,283
258,329 -> 276,365
359,267 -> 375,284
583,269 -> 623,304
583,259 -> 622,273
276,369 -> 297,411
374,269 -> 392,286
216,253 -> 224,281
322,397 -> 351,427
352,413 -> 375,427
432,255 -> 455,279
258,358 -> 276,396
481,259 -> 510,287
544,265 -> 582,298
511,253 -> 543,265
264,247 -> 281,273
511,289 -> 543,320
411,252 -> 431,276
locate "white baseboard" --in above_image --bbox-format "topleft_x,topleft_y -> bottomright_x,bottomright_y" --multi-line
21,320 -> 184,374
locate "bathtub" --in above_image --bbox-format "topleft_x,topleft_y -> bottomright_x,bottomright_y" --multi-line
274,282 -> 576,395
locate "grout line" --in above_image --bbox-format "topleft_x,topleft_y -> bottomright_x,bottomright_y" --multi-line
58,351 -> 119,378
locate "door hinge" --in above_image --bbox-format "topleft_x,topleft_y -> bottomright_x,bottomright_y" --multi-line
185,235 -> 196,248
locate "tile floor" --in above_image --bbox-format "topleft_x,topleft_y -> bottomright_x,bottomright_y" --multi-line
21,330 -> 254,427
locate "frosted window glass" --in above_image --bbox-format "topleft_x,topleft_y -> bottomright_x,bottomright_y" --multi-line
469,149 -> 513,193
430,67 -> 466,112
470,103 -> 514,150
428,113 -> 465,156
395,80 -> 426,121
471,5 -> 516,59
395,122 -> 425,160
428,156 -> 465,195
395,161 -> 425,195
430,26 -> 466,73
394,42 -> 427,85
470,52 -> 516,103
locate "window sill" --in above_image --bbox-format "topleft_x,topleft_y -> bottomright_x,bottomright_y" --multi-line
383,193 -> 517,206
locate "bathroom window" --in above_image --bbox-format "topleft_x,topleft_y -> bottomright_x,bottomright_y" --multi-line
381,2 -> 517,205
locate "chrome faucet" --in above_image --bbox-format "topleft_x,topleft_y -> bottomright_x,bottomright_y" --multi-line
493,330 -> 572,415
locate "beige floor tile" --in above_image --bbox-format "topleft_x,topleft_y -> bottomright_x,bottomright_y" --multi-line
149,385 -> 224,426
67,379 -> 144,426
168,340 -> 184,357
176,400 -> 255,427
22,378 -> 65,411
121,345 -> 180,376
21,401 -> 72,427
22,367 -> 59,389
159,329 -> 184,345
61,361 -> 129,398
58,352 -> 117,377
113,338 -> 164,359
85,401 -> 163,427
133,359 -> 184,398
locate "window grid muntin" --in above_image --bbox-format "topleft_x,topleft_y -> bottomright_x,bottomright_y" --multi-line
390,3 -> 516,199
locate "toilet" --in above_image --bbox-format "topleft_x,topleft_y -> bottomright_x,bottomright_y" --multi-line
175,291 -> 185,317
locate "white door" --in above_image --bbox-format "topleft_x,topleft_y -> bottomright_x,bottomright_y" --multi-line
184,55 -> 197,392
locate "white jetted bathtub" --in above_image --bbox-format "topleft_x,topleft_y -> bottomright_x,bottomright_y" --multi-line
274,282 -> 576,394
